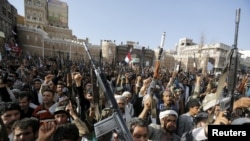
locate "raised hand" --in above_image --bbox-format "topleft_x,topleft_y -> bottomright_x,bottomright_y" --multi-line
213,111 -> 230,125
65,100 -> 78,119
233,97 -> 250,110
37,121 -> 57,141
72,72 -> 82,86
44,74 -> 54,84
143,77 -> 152,88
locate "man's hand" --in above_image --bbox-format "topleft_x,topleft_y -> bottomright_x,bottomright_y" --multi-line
85,93 -> 93,101
233,97 -> 250,110
37,122 -> 57,141
143,95 -> 152,110
88,106 -> 96,119
65,101 -> 78,119
213,111 -> 230,125
44,74 -> 54,84
136,75 -> 142,87
138,77 -> 152,96
58,96 -> 69,106
72,72 -> 82,81
72,72 -> 82,87
143,77 -> 152,87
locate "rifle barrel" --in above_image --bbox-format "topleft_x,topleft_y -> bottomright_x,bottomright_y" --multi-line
160,32 -> 166,49
158,32 -> 166,60
233,8 -> 240,49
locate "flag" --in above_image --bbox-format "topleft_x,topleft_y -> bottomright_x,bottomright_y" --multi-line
125,48 -> 132,63
9,43 -> 22,56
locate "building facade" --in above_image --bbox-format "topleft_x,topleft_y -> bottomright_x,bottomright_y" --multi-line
175,38 -> 232,72
0,0 -> 18,53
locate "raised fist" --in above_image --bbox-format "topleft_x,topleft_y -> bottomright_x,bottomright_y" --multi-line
143,77 -> 152,87
44,74 -> 54,84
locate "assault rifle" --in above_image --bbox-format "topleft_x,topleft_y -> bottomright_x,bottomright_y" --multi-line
83,42 -> 133,140
222,8 -> 241,118
89,50 -> 101,119
158,32 -> 165,60
150,32 -> 166,118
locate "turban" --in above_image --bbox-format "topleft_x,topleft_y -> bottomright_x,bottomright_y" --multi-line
114,95 -> 126,102
159,110 -> 178,120
122,91 -> 132,97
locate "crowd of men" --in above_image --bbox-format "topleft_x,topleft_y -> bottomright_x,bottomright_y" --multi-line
0,51 -> 250,141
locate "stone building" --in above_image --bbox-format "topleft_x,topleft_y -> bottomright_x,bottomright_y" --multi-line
101,40 -> 155,66
239,50 -> 250,71
154,47 -> 176,70
175,38 -> 232,72
0,0 -> 18,53
101,40 -> 116,63
17,24 -> 88,61
15,0 -> 87,60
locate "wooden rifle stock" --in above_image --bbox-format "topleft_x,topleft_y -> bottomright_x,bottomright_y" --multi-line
237,75 -> 249,94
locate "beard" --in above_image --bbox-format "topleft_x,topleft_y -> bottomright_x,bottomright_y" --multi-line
119,107 -> 125,113
161,122 -> 176,133
165,127 -> 176,133
163,125 -> 176,133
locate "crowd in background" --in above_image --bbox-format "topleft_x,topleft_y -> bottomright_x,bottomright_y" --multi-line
0,50 -> 250,141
